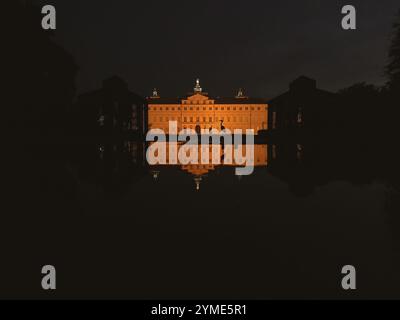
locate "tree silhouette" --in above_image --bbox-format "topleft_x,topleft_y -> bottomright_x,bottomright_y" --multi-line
386,9 -> 400,92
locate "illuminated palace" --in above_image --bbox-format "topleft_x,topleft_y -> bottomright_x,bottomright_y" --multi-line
147,79 -> 268,134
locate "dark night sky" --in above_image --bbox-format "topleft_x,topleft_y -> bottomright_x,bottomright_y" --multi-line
34,0 -> 399,99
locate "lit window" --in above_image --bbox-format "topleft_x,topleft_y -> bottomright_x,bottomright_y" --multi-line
297,107 -> 303,124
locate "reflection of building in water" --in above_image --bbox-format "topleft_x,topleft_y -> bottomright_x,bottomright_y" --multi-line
148,142 -> 268,190
147,79 -> 268,134
76,139 -> 146,192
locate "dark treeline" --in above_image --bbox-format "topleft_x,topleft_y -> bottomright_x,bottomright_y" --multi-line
336,9 -> 400,189
5,1 -> 80,296
8,0 -> 78,214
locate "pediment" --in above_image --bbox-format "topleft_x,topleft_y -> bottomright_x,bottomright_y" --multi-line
187,93 -> 209,101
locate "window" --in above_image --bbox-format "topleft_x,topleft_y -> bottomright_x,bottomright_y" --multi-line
190,117 -> 193,122
184,117 -> 187,122
209,117 -> 212,122
297,107 -> 303,124
203,117 -> 206,122
272,111 -> 277,129
272,144 -> 277,159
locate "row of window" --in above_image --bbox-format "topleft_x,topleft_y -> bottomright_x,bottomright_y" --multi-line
271,108 -> 303,129
151,116 -> 266,123
182,100 -> 213,105
154,125 -> 265,131
149,106 -> 267,111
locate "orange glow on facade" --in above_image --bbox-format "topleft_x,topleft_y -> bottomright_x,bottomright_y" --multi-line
147,80 -> 268,134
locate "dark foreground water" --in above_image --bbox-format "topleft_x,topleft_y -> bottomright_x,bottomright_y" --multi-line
3,141 -> 400,299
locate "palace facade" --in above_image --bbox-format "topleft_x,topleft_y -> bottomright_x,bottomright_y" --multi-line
147,79 -> 268,134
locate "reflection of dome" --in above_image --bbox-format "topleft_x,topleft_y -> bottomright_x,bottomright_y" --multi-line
194,176 -> 202,191
151,170 -> 160,180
